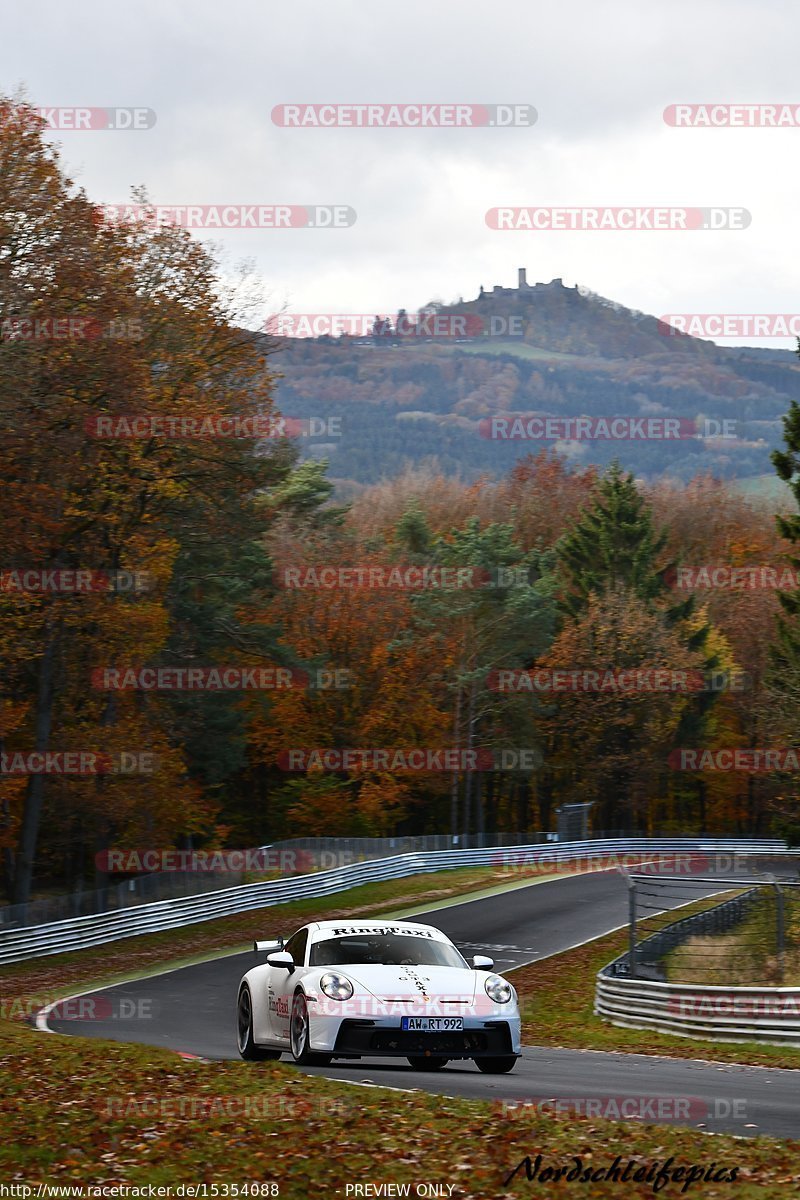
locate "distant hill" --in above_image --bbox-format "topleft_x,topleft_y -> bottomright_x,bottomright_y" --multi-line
265,275 -> 800,489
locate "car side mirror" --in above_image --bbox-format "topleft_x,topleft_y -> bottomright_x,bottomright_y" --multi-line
472,954 -> 495,971
266,951 -> 295,971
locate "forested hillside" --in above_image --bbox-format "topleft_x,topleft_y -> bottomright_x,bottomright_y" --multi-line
271,281 -> 800,489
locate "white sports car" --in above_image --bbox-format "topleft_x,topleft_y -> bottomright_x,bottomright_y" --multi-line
237,918 -> 520,1073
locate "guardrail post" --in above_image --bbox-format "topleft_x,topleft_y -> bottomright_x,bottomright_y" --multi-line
626,874 -> 637,978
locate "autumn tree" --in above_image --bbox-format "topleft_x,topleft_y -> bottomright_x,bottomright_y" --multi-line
539,586 -> 711,831
0,96 -> 287,900
396,515 -> 557,838
245,547 -> 449,838
550,464 -> 719,830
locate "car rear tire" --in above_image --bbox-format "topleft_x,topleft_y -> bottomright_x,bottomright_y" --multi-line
474,1056 -> 517,1074
407,1056 -> 449,1071
290,991 -> 332,1066
237,985 -> 281,1061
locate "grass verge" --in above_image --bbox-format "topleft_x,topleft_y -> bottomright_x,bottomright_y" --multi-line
663,890 -> 800,987
1,1017 -> 797,1195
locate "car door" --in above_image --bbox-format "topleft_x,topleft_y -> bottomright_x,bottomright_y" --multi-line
268,927 -> 308,1044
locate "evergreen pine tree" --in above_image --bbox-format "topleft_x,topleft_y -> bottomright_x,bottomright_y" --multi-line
556,461 -> 694,628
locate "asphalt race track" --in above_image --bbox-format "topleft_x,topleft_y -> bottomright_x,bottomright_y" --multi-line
42,868 -> 800,1139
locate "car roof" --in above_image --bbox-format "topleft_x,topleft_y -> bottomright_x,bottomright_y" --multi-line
311,919 -> 438,930
305,919 -> 448,941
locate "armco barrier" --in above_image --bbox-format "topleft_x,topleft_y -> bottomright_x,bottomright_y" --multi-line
0,837 -> 789,966
596,973 -> 800,1045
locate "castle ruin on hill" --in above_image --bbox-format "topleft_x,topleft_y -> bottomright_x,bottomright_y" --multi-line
478,268 -> 578,299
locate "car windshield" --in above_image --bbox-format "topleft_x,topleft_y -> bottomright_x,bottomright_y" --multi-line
310,934 -> 467,968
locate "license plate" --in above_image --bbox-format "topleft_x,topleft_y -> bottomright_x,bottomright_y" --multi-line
401,1016 -> 464,1032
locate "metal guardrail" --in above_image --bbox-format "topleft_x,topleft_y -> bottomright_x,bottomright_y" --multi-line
0,837 -> 789,966
4,830 -> 785,931
264,830 -> 777,858
596,974 -> 800,1044
0,869 -> 251,933
596,876 -> 800,1045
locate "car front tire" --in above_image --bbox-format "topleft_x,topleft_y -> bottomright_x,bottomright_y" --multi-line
290,991 -> 332,1066
237,985 -> 281,1061
474,1055 -> 517,1074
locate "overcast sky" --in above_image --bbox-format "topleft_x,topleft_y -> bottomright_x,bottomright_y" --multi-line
4,0 -> 799,346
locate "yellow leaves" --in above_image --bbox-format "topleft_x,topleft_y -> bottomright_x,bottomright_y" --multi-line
0,697 -> 30,739
285,778 -> 354,836
156,476 -> 192,502
355,775 -> 411,836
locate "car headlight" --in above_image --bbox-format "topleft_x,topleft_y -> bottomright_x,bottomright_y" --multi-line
319,972 -> 354,1001
484,974 -> 513,1004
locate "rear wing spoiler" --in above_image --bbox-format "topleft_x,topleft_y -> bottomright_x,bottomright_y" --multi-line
253,938 -> 284,952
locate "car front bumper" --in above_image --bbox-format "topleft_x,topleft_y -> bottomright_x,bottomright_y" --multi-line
322,1016 -> 520,1059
